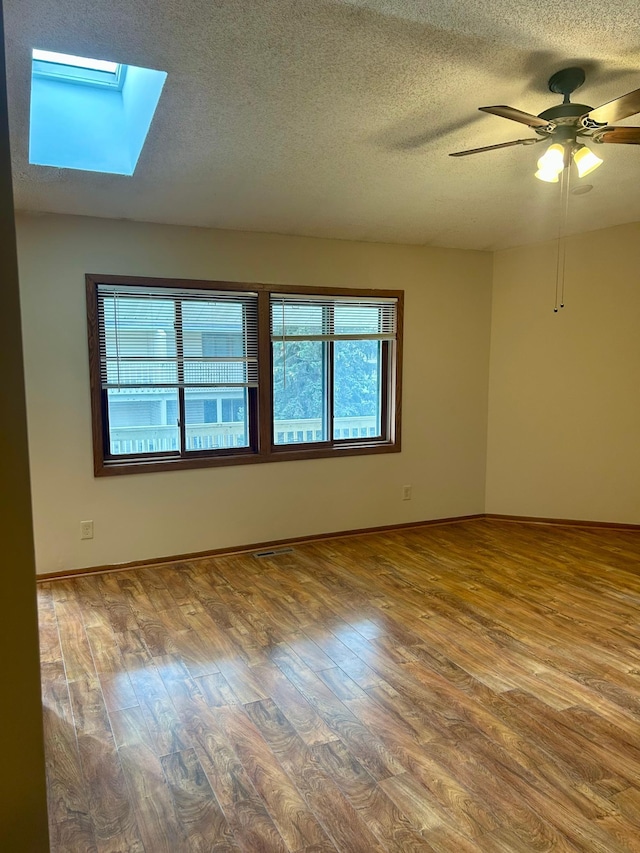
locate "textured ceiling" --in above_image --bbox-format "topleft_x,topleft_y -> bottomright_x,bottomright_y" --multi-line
4,0 -> 640,250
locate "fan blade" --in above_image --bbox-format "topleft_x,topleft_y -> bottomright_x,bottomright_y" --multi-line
450,138 -> 540,157
594,126 -> 640,144
479,105 -> 552,129
582,88 -> 640,126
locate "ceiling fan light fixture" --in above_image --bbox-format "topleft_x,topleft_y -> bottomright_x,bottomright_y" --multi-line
534,143 -> 566,182
534,168 -> 560,183
537,143 -> 565,173
573,145 -> 603,177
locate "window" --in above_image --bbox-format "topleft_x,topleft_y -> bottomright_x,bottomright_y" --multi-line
87,276 -> 402,475
271,295 -> 396,448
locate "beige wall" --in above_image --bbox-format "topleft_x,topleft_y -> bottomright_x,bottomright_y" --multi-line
17,213 -> 492,574
486,222 -> 640,523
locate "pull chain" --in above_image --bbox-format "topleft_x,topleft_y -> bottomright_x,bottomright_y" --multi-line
554,161 -> 571,313
560,165 -> 571,309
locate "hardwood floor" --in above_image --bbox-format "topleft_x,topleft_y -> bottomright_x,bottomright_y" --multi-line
38,518 -> 640,852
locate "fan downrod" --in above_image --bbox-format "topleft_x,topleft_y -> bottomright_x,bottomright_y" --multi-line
548,67 -> 586,103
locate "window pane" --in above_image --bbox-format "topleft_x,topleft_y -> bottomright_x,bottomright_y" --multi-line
32,50 -> 119,74
273,341 -> 327,444
107,389 -> 179,454
334,340 -> 382,440
185,388 -> 249,451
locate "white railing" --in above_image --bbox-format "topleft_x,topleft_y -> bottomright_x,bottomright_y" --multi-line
273,416 -> 378,444
109,415 -> 378,455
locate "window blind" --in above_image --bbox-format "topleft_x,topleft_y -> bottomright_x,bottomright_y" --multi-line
270,294 -> 398,342
97,285 -> 259,390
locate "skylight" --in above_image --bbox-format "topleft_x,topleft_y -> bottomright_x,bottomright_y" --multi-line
29,49 -> 167,175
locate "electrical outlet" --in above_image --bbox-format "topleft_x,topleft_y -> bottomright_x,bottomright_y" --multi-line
80,520 -> 94,540
402,485 -> 412,501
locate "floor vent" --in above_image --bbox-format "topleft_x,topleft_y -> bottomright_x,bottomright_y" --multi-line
254,547 -> 295,559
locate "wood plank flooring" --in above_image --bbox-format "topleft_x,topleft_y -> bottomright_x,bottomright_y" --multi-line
38,518 -> 640,852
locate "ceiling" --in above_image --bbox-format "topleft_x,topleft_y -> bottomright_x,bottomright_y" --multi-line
5,0 -> 640,250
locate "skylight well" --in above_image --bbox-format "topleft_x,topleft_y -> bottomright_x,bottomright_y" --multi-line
29,49 -> 167,175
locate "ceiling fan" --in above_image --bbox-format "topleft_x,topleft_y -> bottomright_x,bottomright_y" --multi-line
450,67 -> 640,181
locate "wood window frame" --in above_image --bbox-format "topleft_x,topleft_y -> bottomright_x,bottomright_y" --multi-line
87,274 -> 403,476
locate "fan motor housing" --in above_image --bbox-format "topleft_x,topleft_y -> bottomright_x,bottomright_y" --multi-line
538,103 -> 593,122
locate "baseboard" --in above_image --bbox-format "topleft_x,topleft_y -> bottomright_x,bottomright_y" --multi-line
36,513 -> 485,583
37,512 -> 639,583
485,513 -> 640,531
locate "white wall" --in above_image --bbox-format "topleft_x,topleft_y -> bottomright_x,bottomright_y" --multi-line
486,222 -> 640,524
17,213 -> 493,573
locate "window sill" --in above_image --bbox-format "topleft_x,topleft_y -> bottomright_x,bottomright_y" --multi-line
95,440 -> 400,476
267,441 -> 400,464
